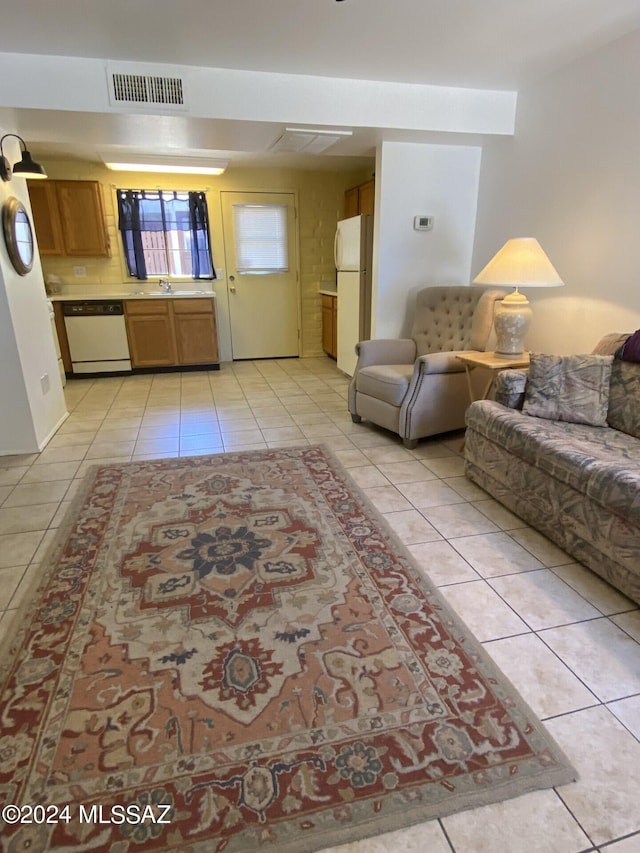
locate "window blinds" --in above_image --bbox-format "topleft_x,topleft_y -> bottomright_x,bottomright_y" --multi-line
232,204 -> 288,273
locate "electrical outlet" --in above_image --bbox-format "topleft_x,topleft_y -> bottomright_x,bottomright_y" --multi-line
73,266 -> 87,278
40,373 -> 50,394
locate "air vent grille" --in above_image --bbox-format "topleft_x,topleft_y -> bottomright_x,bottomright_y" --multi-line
111,73 -> 184,106
106,64 -> 189,112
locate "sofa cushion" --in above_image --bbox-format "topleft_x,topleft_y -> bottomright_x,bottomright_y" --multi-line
608,360 -> 640,439
466,400 -> 640,521
523,353 -> 613,427
356,365 -> 414,407
614,329 -> 640,363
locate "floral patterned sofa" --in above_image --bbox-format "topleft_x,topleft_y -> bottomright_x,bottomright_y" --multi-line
464,333 -> 640,604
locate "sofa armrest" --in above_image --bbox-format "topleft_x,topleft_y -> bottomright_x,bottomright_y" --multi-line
415,351 -> 468,375
592,332 -> 630,355
494,369 -> 528,409
354,338 -> 416,369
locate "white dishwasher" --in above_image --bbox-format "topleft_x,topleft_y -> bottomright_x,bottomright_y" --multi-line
63,301 -> 132,374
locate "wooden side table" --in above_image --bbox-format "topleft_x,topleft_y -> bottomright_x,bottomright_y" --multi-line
457,351 -> 530,404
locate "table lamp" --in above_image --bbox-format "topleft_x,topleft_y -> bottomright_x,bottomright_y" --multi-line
473,238 -> 564,358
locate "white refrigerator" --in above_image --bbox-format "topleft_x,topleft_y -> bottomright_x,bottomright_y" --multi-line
334,214 -> 374,377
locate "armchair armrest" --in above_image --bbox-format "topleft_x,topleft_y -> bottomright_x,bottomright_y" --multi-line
354,338 -> 416,369
494,369 -> 528,409
415,351 -> 468,375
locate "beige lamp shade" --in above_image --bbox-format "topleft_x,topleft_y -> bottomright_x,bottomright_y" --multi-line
473,238 -> 564,358
473,238 -> 564,288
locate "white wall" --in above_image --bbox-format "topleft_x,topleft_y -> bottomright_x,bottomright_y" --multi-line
0,134 -> 67,455
0,52 -> 517,138
372,141 -> 482,339
473,28 -> 640,354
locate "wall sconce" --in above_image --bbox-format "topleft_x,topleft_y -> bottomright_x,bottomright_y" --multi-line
0,134 -> 48,182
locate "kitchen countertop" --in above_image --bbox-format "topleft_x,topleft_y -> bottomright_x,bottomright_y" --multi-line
319,289 -> 337,297
48,290 -> 216,301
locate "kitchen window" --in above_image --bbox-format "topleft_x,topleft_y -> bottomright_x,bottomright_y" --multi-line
117,189 -> 215,280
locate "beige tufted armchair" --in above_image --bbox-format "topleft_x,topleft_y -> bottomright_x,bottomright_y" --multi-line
348,286 -> 503,448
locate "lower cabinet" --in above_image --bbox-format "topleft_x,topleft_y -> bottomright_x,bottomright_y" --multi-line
321,294 -> 337,359
173,299 -> 219,365
125,298 -> 218,369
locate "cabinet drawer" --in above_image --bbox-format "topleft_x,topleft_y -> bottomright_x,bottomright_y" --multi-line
124,299 -> 170,315
171,298 -> 214,314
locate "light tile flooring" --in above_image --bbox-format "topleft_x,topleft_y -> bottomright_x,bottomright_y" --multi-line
1,357 -> 639,853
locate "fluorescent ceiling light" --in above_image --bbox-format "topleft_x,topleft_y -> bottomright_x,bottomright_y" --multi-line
103,155 -> 228,175
270,128 -> 353,154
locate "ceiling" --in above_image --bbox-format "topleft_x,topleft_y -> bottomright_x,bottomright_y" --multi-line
2,0 -> 640,171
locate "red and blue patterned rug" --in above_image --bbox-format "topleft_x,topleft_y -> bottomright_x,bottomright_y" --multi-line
0,446 -> 575,851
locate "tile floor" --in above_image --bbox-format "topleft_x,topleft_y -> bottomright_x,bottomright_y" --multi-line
1,356 -> 639,853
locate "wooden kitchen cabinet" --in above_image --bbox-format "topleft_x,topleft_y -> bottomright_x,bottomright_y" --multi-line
344,186 -> 360,219
28,182 -> 65,256
357,179 -> 375,215
125,298 -> 219,369
125,300 -> 177,368
321,293 -> 337,359
28,179 -> 110,257
344,178 -> 375,218
172,299 -> 219,365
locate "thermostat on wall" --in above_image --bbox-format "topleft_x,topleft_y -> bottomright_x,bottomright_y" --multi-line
414,215 -> 434,231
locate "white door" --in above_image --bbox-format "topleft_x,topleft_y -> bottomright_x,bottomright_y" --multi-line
221,192 -> 299,360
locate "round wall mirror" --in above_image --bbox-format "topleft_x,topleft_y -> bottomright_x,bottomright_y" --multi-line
2,196 -> 34,276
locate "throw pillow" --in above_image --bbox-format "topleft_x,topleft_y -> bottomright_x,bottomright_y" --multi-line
614,329 -> 640,363
522,353 -> 613,427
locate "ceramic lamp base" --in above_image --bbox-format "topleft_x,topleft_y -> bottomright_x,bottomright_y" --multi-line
494,290 -> 532,358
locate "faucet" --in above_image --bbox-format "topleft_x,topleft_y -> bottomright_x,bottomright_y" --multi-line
159,279 -> 172,292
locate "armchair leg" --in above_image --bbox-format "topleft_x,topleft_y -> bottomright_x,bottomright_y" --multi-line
351,414 -> 362,423
403,438 -> 418,449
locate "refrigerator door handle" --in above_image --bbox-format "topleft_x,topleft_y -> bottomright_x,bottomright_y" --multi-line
334,228 -> 342,269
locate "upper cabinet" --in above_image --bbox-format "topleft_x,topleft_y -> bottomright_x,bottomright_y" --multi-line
27,183 -> 65,256
344,178 -> 375,219
28,180 -> 110,257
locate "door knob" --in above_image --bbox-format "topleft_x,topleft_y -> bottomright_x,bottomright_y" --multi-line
230,286 -> 236,293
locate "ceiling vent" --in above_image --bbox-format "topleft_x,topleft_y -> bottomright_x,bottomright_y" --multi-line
106,63 -> 188,112
270,127 -> 352,155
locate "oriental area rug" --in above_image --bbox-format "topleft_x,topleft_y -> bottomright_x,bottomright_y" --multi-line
0,446 -> 575,852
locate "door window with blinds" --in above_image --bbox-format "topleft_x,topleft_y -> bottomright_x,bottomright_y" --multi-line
117,189 -> 215,280
232,204 -> 289,274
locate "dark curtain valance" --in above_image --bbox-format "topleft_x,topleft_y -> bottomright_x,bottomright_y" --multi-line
117,189 -> 215,280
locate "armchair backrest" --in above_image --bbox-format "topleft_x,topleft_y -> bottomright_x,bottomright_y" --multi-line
411,286 -> 503,356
